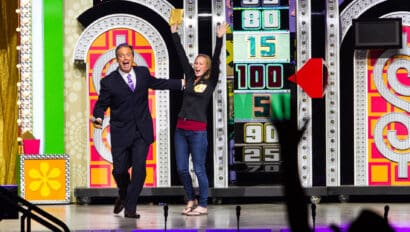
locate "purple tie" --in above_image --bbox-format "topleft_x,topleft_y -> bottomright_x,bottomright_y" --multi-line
126,73 -> 134,91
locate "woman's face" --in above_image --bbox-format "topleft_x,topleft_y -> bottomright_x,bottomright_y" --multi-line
193,56 -> 209,78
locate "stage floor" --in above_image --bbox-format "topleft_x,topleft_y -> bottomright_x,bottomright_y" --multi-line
1,201 -> 410,231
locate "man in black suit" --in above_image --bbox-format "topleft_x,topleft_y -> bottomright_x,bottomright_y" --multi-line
92,43 -> 184,218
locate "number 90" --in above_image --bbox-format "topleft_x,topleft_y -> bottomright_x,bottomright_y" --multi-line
244,122 -> 278,143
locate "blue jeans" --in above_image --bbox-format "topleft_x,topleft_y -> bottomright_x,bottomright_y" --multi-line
174,128 -> 209,207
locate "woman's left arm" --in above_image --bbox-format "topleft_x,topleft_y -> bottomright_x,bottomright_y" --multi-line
210,22 -> 229,86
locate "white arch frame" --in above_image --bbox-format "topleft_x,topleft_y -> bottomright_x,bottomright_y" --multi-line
73,12 -> 173,187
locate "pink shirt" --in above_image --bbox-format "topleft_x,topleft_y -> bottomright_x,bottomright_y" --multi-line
176,118 -> 207,131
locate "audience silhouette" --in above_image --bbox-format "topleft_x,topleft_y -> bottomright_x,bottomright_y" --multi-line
274,104 -> 395,232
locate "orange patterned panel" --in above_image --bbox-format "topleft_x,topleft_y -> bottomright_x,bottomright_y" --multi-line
367,26 -> 410,185
88,29 -> 157,187
19,155 -> 70,203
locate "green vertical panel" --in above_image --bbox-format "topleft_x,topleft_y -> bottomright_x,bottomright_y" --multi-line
43,0 -> 64,153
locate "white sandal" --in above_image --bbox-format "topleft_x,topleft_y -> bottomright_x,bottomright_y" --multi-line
181,200 -> 198,215
181,206 -> 194,215
186,206 -> 207,216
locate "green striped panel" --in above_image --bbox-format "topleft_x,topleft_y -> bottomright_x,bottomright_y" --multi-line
43,0 -> 64,153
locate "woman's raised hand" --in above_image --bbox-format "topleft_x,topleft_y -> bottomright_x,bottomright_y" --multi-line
216,22 -> 229,38
170,23 -> 178,33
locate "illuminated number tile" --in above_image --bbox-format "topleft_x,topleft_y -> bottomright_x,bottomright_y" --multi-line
246,164 -> 261,172
234,92 -> 290,121
260,36 -> 276,56
244,122 -> 263,143
249,64 -> 265,89
247,35 -> 275,58
253,94 -> 271,118
266,64 -> 283,88
264,123 -> 278,143
264,164 -> 280,172
235,64 -> 248,90
262,0 -> 279,5
262,10 -> 280,29
235,64 -> 283,90
233,31 -> 290,63
241,0 -> 260,7
242,10 -> 261,30
243,146 -> 263,162
263,146 -> 280,161
247,36 -> 257,57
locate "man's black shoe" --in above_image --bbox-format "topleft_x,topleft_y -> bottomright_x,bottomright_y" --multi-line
124,211 -> 140,219
113,198 -> 124,214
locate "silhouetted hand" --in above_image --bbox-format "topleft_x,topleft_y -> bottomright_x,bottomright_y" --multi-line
273,117 -> 311,232
274,118 -> 309,147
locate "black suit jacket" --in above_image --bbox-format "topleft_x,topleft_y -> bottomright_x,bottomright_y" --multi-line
93,66 -> 182,153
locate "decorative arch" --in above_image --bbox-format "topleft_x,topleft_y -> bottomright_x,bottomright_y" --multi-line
354,12 -> 410,185
73,13 -> 173,187
340,0 -> 389,40
339,0 -> 406,185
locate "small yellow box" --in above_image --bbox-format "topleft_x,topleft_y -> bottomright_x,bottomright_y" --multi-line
19,154 -> 70,203
169,9 -> 184,25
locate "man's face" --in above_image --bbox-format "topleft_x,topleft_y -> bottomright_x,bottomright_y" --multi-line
116,46 -> 134,73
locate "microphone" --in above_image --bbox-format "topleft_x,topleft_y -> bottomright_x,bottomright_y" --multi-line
311,203 -> 316,232
163,204 -> 169,232
164,204 -> 169,218
384,205 -> 389,222
236,205 -> 241,232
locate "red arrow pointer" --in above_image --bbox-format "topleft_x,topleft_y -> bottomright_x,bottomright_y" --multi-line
288,58 -> 328,98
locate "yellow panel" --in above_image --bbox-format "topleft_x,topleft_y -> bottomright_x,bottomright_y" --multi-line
145,167 -> 154,184
91,168 -> 110,185
370,165 -> 389,182
23,158 -> 67,202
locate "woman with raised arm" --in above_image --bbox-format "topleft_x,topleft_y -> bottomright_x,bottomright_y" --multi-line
170,22 -> 228,216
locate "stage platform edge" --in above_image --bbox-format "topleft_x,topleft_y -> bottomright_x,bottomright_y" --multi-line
74,186 -> 410,204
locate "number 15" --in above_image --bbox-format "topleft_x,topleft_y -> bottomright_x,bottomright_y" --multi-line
248,35 -> 276,58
